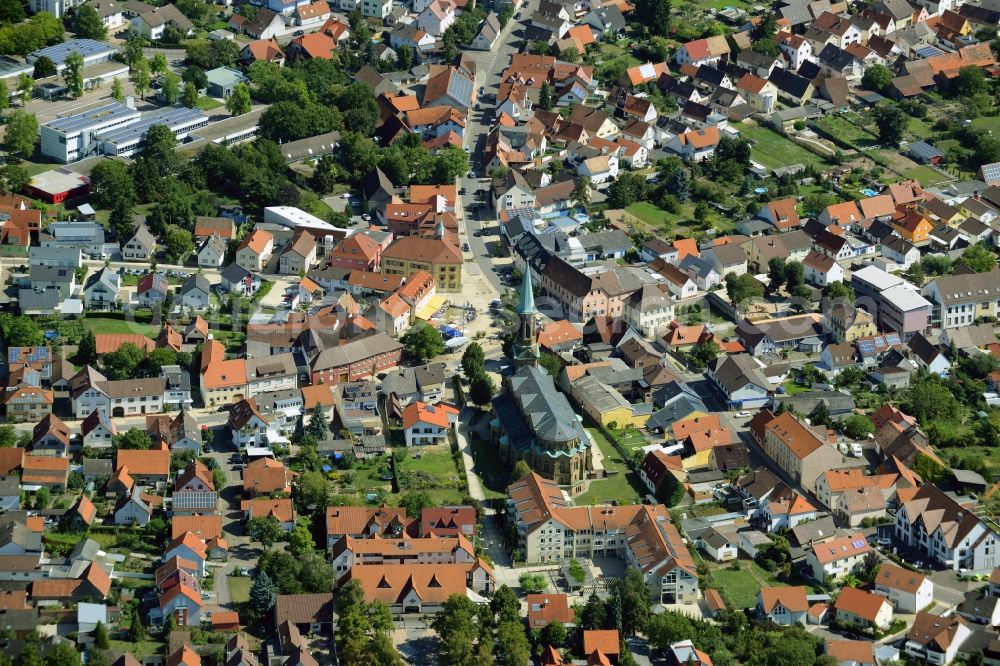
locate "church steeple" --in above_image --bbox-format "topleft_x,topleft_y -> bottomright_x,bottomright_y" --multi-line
513,270 -> 540,368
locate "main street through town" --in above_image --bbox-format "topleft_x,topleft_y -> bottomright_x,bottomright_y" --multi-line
458,0 -> 539,295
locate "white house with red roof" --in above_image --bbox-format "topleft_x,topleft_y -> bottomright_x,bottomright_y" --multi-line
402,401 -> 459,447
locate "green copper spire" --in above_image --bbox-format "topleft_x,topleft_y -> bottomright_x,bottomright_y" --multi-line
518,269 -> 536,315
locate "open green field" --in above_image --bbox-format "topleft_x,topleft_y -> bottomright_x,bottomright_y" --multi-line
82,316 -> 160,338
228,575 -> 251,603
903,165 -> 950,187
395,447 -> 467,505
907,117 -> 934,140
814,115 -> 878,148
625,201 -> 679,227
707,561 -> 813,609
971,116 -> 1000,135
595,41 -> 643,68
733,122 -> 828,170
576,425 -> 643,506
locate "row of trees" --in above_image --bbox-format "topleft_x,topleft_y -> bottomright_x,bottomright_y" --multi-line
433,589 -> 530,666
462,342 -> 497,407
77,336 -> 191,379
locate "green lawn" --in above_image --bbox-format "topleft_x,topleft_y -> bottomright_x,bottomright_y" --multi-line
971,116 -> 1000,135
609,427 -> 648,453
576,426 -> 643,506
903,165 -> 950,187
814,115 -> 878,148
395,447 -> 467,505
595,42 -> 643,68
782,381 -> 811,396
469,433 -> 508,500
707,561 -> 805,609
733,122 -> 828,170
109,641 -> 164,659
625,201 -> 687,229
82,317 -> 160,338
196,95 -> 223,110
907,117 -> 934,140
228,575 -> 251,603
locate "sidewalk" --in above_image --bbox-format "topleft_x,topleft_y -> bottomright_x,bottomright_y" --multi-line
457,407 -> 486,502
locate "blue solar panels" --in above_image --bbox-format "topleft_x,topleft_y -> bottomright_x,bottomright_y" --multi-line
95,107 -> 206,145
29,39 -> 117,66
8,346 -> 49,364
857,339 -> 875,354
45,102 -> 137,134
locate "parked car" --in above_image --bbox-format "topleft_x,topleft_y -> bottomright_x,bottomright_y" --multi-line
735,411 -> 750,418
851,443 -> 863,458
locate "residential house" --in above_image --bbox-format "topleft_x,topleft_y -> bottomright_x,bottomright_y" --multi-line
278,232 -> 317,275
114,486 -> 154,527
236,229 -> 274,272
122,222 -> 155,261
922,269 -> 1000,330
402,401 -> 458,446
81,408 -> 117,449
803,250 -> 844,287
758,586 -> 808,625
706,354 -> 770,409
874,563 -> 933,613
179,274 -> 211,310
666,127 -> 720,162
136,273 -> 169,308
241,498 -> 296,532
808,532 -> 873,583
904,612 -> 971,665
116,448 -> 170,486
834,587 -> 893,632
197,235 -> 226,268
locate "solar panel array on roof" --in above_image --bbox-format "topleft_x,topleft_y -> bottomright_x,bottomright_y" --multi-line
639,62 -> 655,79
447,71 -> 474,106
982,162 -> 1000,183
29,39 -> 116,66
0,56 -> 31,77
915,45 -> 945,58
95,107 -> 206,145
46,102 -> 138,134
173,491 -> 217,510
7,347 -> 48,364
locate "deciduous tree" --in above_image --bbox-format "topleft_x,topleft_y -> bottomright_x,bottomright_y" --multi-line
226,82 -> 251,116
72,4 -> 108,40
3,110 -> 37,159
401,323 -> 445,361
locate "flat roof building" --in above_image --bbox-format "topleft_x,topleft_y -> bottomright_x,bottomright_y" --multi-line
40,101 -> 207,163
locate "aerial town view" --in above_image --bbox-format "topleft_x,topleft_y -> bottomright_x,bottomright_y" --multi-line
6,0 -> 1000,663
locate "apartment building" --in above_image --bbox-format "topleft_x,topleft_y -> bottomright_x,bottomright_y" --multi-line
894,484 -> 1000,572
754,411 -> 843,492
506,473 -> 698,602
922,269 -> 1000,329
